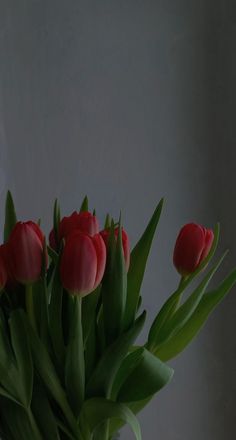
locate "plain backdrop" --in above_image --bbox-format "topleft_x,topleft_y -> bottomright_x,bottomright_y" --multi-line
0,1 -> 236,439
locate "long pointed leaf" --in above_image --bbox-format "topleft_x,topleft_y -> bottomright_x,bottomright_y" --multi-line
23,312 -> 81,439
9,310 -> 33,409
155,268 -> 236,361
79,398 -> 142,440
102,221 -> 127,344
4,190 -> 17,243
31,380 -> 60,440
154,250 -> 227,346
124,199 -> 163,330
80,196 -> 89,212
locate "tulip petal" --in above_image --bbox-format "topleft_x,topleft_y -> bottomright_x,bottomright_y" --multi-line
60,232 -> 97,296
76,212 -> 99,236
92,234 -> 106,289
173,223 -> 206,275
200,228 -> 214,262
8,223 -> 44,284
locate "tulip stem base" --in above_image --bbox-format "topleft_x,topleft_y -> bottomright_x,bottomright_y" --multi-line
25,284 -> 37,332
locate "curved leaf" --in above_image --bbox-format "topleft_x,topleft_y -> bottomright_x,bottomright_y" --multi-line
80,398 -> 141,440
116,349 -> 173,402
86,312 -> 146,398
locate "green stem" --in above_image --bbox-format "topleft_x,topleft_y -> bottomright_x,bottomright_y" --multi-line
77,295 -> 85,408
25,284 -> 37,331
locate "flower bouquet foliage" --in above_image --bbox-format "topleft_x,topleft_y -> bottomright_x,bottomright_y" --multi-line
0,191 -> 235,440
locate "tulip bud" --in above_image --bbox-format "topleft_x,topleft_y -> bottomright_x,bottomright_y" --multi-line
60,231 -> 106,296
0,245 -> 7,290
59,211 -> 99,240
173,223 -> 214,276
8,221 -> 46,284
100,227 -> 130,271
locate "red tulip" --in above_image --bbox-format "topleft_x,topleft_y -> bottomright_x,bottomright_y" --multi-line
8,221 -> 46,284
100,227 -> 130,271
173,223 -> 214,276
60,231 -> 106,296
59,211 -> 99,240
0,245 -> 7,290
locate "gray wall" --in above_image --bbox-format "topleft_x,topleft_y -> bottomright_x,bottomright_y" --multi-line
1,1 -> 236,439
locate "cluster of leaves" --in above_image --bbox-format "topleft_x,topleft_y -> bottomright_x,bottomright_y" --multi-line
0,192 -> 235,440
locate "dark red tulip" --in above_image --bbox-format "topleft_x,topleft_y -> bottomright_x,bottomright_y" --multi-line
60,231 -> 106,296
100,227 -> 130,271
59,211 -> 99,240
173,223 -> 214,276
0,245 -> 7,290
8,221 -> 46,284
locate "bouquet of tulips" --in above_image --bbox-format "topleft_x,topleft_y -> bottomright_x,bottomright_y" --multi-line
0,191 -> 235,440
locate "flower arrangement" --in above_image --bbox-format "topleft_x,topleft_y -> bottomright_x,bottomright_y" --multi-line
0,191 -> 235,440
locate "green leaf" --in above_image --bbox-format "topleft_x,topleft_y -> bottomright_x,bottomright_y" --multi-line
56,418 -> 85,440
0,399 -> 43,440
154,250 -> 227,347
4,190 -> 17,242
83,289 -> 100,380
124,199 -> 163,330
147,223 -> 220,350
86,311 -> 146,398
112,348 -> 173,403
85,316 -> 98,381
0,310 -> 14,367
31,380 -> 60,440
80,196 -> 89,212
32,278 -> 50,350
104,214 -> 111,229
65,296 -> 85,417
47,246 -> 59,264
111,348 -> 144,400
23,312 -> 81,439
79,398 -> 142,440
53,198 -> 61,240
109,398 -> 151,438
102,220 -> 127,344
82,286 -> 100,347
0,385 -> 23,407
0,311 -> 33,408
9,310 -> 33,409
155,267 -> 236,361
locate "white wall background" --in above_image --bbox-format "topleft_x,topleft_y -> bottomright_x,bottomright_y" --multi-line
0,1 -> 236,439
